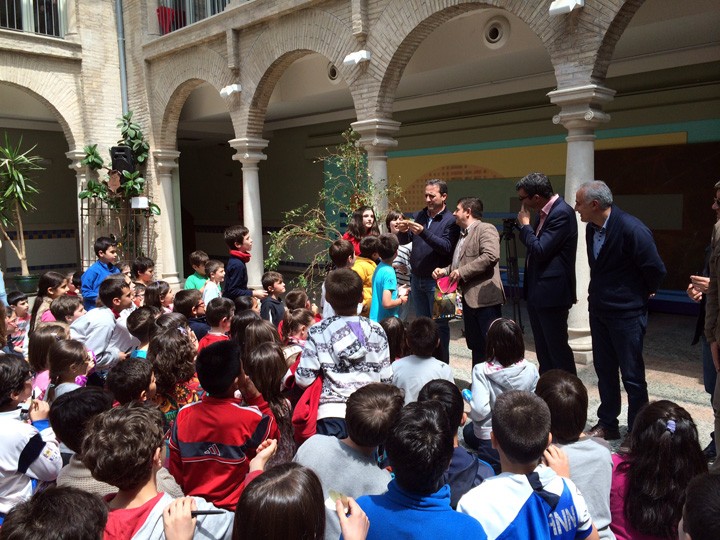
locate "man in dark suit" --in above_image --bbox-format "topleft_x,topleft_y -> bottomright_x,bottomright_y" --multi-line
516,172 -> 578,375
575,180 -> 666,444
433,197 -> 505,366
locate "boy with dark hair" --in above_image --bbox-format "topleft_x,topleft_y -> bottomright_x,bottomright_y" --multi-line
222,224 -> 266,301
49,295 -> 86,324
681,472 -> 720,540
353,235 -> 380,316
173,289 -> 210,340
392,317 -> 453,404
81,236 -> 121,311
132,256 -> 155,286
294,383 -> 404,540
82,403 -> 233,538
260,270 -> 286,328
197,297 -> 234,351
296,268 -> 392,439
458,391 -> 599,540
322,238 -> 356,318
369,233 -> 409,322
7,290 -> 31,355
202,259 -> 225,305
69,270 -> 83,297
107,360 -> 157,404
126,305 -> 161,359
184,250 -> 209,291
417,379 -> 494,508
170,341 -> 279,511
357,401 -> 487,539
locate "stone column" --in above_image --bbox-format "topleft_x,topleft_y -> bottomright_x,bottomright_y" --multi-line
229,137 -> 268,289
153,149 -> 182,288
66,149 -> 92,269
351,118 -> 401,225
548,84 -> 616,364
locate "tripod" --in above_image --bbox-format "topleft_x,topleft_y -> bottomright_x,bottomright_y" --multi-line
501,218 -> 523,330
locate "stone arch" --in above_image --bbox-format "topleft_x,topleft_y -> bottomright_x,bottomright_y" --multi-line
238,7 -> 361,138
149,45 -> 237,149
592,0 -> 646,82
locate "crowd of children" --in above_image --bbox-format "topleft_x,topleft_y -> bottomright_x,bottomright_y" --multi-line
0,222 -> 718,540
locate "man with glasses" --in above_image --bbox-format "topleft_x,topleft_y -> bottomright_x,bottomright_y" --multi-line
516,172 -> 578,375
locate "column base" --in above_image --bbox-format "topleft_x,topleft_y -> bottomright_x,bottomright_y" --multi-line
572,349 -> 593,365
162,273 -> 182,289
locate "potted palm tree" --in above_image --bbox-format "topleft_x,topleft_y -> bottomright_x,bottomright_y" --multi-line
0,132 -> 45,292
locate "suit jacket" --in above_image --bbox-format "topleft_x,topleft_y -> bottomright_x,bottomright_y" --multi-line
704,221 -> 720,343
519,197 -> 577,309
444,221 -> 505,309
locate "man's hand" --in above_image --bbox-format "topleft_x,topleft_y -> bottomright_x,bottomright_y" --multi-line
687,283 -> 703,303
431,267 -> 447,280
252,289 -> 268,299
406,221 -> 424,235
517,204 -> 531,227
395,219 -> 410,233
690,275 -> 710,294
448,269 -> 461,284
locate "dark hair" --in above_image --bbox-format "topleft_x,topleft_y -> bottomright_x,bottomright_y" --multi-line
426,179 -> 448,195
233,462 -> 325,540
0,353 -> 32,408
189,250 -> 209,268
406,317 -> 439,357
246,342 -> 291,437
346,206 -> 380,241
151,312 -> 188,336
106,359 -> 154,405
619,400 -> 707,538
49,295 -> 82,322
457,197 -> 483,219
385,210 -> 404,230
358,235 -> 380,259
234,295 -> 256,313
205,259 -> 224,278
324,269 -> 362,315
27,323 -> 69,372
206,297 -> 235,326
516,172 -> 554,199
47,340 -> 88,403
418,379 -> 464,431
683,473 -> 720,540
386,401 -> 453,494
49,387 -> 113,453
126,306 -> 161,343
148,328 -> 197,397
329,239 -> 354,268
82,403 -> 164,491
380,317 -> 406,360
230,310 -> 262,349
284,289 -> 309,311
262,271 -> 284,291
535,370 -> 587,444
282,309 -> 314,344
93,236 -> 116,256
7,290 -> 27,306
376,233 -> 399,260
224,224 -> 249,249
0,486 -> 108,540
486,318 -> 524,367
144,280 -> 170,310
98,276 -> 129,308
346,383 -> 404,447
492,390 -> 550,464
196,341 -> 242,396
173,289 -> 202,318
131,256 -> 155,279
30,271 -> 67,330
71,270 -> 83,289
244,319 -> 281,359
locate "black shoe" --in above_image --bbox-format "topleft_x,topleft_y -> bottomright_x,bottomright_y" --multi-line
585,423 -> 621,441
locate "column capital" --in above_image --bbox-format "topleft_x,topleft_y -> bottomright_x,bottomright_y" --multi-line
153,149 -> 181,175
229,137 -> 269,165
548,84 -> 616,130
351,118 -> 401,154
65,149 -> 87,171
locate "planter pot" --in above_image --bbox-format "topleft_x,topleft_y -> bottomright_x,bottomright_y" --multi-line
131,196 -> 149,209
14,274 -> 40,294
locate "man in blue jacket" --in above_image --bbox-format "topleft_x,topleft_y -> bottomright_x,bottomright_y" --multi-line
575,181 -> 666,444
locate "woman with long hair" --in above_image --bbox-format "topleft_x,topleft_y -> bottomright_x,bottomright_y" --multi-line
343,206 -> 380,256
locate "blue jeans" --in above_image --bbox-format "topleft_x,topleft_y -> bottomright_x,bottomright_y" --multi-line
463,424 -> 501,474
464,303 -> 502,367
411,274 -> 449,363
590,311 -> 649,432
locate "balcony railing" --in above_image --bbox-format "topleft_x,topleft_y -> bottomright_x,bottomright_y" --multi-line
157,0 -> 230,35
0,0 -> 66,38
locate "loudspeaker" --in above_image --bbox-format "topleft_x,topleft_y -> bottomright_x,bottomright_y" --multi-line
110,146 -> 135,178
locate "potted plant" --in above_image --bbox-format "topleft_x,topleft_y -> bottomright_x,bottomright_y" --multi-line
0,133 -> 45,292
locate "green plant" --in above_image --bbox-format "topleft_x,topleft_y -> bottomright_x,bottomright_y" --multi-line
0,133 -> 45,276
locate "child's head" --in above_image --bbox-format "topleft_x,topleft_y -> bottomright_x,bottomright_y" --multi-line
376,233 -> 399,261
406,317 -> 439,358
282,309 -> 314,343
133,282 -> 146,307
49,386 -> 114,454
48,339 -> 93,385
535,369 -> 587,444
380,317 -> 406,360
284,289 -> 309,311
7,290 -> 29,317
205,259 -> 225,283
246,342 -> 286,405
116,260 -> 131,277
82,402 -> 165,491
131,256 -> 155,283
196,341 -> 242,396
491,390 -> 551,465
49,295 -> 85,324
244,319 -> 281,358
206,297 -> 235,329
385,210 -> 404,234
261,271 -> 285,296
1,486 -> 108,540
127,306 -> 162,344
345,383 -> 404,448
347,206 -> 379,239
173,289 -> 204,319
233,295 -> 258,313
98,275 -> 132,311
486,318 -> 524,366
189,250 -> 209,274
386,400 -> 453,495
418,379 -> 465,432
148,327 -> 197,396
681,473 -> 720,540
234,462 -> 325,540
329,238 -> 355,268
0,353 -> 33,410
230,310 -> 262,348
70,270 -> 83,293
35,271 -> 68,302
107,359 -> 156,405
94,236 -> 118,264
151,312 -> 190,336
358,235 -> 380,259
224,224 -> 251,251
144,280 -> 172,309
27,322 -> 69,372
325,268 -> 362,315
